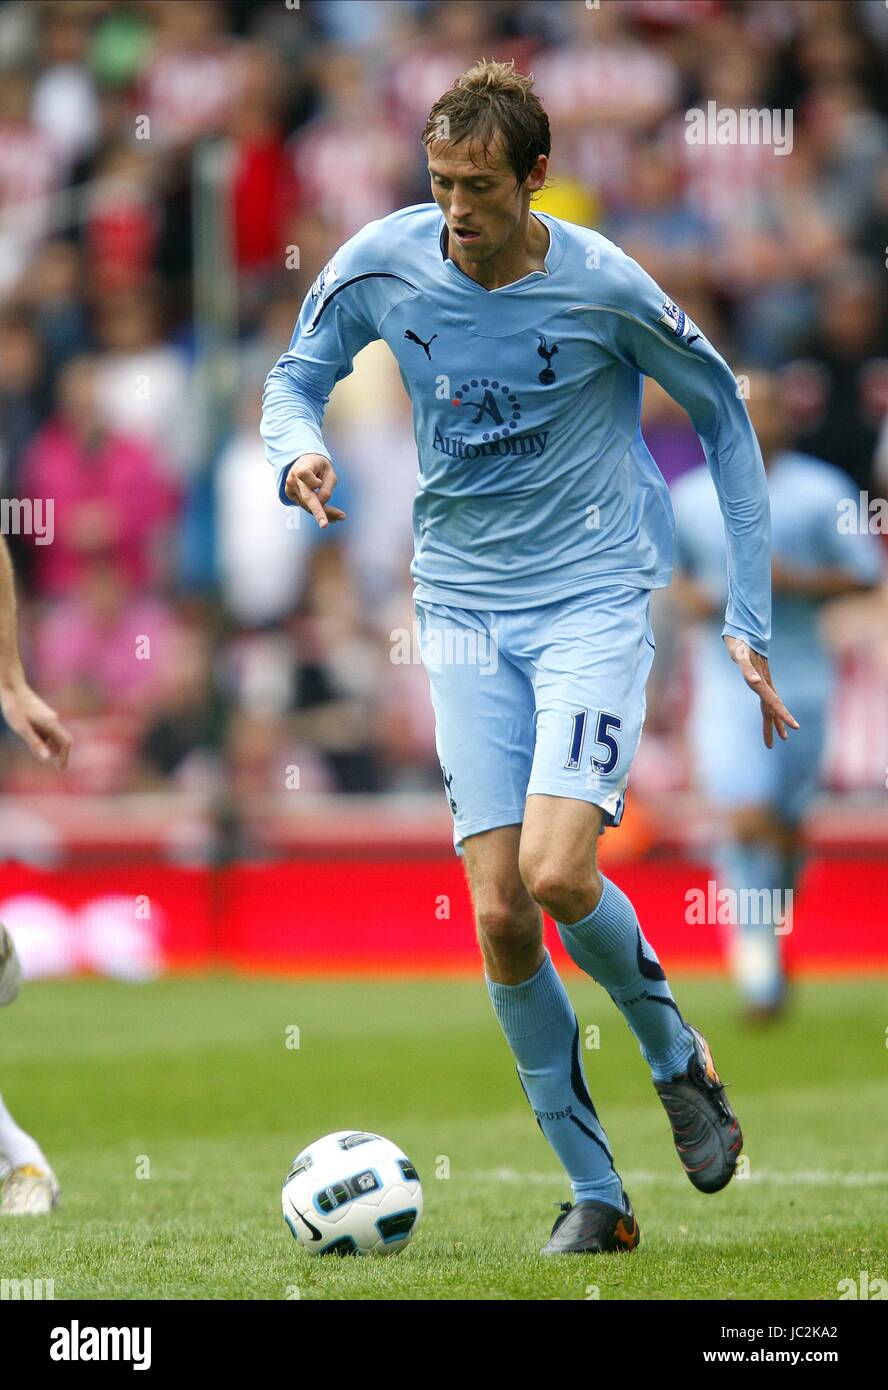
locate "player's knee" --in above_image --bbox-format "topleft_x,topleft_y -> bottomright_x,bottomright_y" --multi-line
520,854 -> 599,925
474,892 -> 539,956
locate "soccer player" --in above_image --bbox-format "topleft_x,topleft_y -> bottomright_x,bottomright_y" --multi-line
262,61 -> 798,1254
0,534 -> 71,1214
672,369 -> 882,1019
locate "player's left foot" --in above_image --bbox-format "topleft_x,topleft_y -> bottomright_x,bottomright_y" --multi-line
654,1025 -> 742,1193
540,1196 -> 640,1255
0,922 -> 22,1006
0,1165 -> 60,1216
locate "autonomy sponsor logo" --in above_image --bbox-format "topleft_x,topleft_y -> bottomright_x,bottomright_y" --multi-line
433,425 -> 549,461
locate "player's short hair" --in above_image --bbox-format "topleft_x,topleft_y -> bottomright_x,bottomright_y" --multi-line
422,58 -> 550,185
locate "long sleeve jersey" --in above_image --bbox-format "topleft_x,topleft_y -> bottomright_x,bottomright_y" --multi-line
261,203 -> 772,653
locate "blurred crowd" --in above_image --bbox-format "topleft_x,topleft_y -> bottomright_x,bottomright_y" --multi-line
1,0 -> 887,808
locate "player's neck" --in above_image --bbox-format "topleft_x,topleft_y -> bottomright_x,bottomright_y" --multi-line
449,211 -> 549,291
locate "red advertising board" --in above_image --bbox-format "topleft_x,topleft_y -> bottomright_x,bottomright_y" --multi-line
0,856 -> 884,978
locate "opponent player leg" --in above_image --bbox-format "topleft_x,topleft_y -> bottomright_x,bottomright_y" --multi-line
0,1093 -> 58,1215
695,678 -> 822,1020
724,697 -> 824,1018
0,924 -> 59,1214
0,921 -> 22,1005
715,804 -> 790,1018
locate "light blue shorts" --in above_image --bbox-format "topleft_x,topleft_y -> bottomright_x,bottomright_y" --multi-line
416,585 -> 656,850
690,664 -> 827,826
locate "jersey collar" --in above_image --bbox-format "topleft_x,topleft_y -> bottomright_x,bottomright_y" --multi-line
438,212 -> 562,293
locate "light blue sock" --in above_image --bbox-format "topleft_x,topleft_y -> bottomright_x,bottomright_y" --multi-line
715,840 -> 787,1008
556,876 -> 695,1083
486,951 -> 626,1209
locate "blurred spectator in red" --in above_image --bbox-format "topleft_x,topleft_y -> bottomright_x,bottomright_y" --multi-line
20,355 -> 177,597
84,143 -> 160,296
227,44 -> 297,286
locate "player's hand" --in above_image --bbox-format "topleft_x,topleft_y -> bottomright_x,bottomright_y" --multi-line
723,636 -> 799,750
0,677 -> 72,768
284,453 -> 346,529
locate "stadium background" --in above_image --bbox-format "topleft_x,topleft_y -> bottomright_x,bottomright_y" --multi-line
0,0 -> 886,981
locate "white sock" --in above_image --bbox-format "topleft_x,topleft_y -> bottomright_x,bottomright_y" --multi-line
0,1092 -> 48,1172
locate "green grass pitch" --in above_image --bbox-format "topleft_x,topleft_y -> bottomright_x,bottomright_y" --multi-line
0,973 -> 885,1300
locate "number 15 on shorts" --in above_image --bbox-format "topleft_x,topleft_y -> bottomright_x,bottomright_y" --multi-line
564,709 -> 623,776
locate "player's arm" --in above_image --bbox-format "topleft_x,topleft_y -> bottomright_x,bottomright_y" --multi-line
606,259 -> 797,746
0,536 -> 72,767
260,246 -> 381,529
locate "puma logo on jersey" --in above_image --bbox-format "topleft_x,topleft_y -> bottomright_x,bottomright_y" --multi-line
405,329 -> 438,359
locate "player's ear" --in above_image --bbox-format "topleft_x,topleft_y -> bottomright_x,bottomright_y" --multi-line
525,154 -> 548,194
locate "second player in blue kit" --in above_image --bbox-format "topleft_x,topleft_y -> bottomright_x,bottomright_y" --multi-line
262,60 -> 800,1254
672,370 -> 882,1017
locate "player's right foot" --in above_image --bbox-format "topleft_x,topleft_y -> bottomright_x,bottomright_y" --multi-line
0,922 -> 22,1006
540,1195 -> 640,1255
654,1025 -> 742,1193
0,1165 -> 60,1216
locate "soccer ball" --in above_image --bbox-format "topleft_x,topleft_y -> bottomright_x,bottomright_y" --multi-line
282,1130 -> 423,1256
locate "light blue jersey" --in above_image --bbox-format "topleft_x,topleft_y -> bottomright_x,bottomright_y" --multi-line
262,204 -> 772,654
